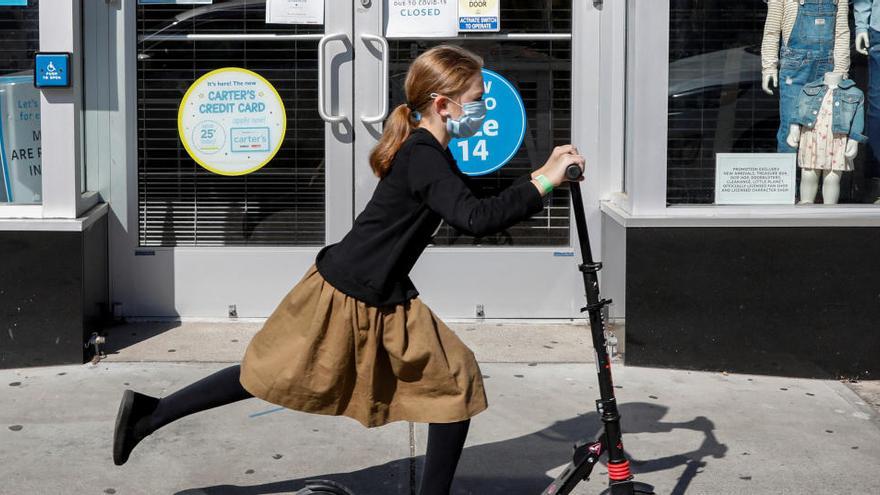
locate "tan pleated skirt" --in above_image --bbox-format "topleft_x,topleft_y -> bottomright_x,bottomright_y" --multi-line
239,263 -> 488,428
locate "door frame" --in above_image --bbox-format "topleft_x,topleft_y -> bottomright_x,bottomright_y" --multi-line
107,1 -> 355,317
100,0 -> 612,319
351,1 -> 605,319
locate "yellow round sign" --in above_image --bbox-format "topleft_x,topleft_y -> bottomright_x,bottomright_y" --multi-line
177,67 -> 286,176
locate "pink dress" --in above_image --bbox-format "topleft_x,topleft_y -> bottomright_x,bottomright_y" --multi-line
797,89 -> 853,172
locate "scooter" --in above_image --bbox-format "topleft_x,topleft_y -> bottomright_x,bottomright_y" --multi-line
297,165 -> 656,495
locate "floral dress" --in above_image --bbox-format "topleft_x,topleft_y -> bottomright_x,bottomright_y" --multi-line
797,89 -> 853,172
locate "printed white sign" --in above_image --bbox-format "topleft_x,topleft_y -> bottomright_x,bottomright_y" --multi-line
715,153 -> 796,205
385,0 -> 457,38
266,0 -> 323,25
459,0 -> 499,32
0,76 -> 42,203
178,68 -> 286,176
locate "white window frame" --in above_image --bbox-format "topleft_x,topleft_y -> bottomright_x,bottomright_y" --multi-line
0,1 -> 96,220
601,0 -> 880,227
597,0 -> 629,214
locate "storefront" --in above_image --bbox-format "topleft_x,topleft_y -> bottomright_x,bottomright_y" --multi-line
1,1 -> 877,378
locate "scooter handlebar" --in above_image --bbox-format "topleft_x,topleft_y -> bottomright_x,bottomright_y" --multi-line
565,163 -> 583,181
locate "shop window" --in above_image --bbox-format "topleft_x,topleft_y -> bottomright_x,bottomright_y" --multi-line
0,0 -> 41,205
390,0 -> 573,246
137,2 -> 323,246
668,0 -> 880,206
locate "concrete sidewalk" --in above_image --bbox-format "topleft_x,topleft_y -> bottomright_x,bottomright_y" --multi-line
1,321 -> 879,494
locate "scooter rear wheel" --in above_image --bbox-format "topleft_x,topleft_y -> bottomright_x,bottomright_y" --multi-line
294,479 -> 356,495
598,481 -> 656,494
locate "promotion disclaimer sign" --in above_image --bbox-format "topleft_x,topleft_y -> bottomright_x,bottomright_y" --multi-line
178,67 -> 286,176
715,153 -> 796,205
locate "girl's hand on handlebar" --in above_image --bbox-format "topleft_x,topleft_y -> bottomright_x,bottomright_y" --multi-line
537,144 -> 586,187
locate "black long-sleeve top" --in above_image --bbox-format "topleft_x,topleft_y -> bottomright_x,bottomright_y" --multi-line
315,127 -> 546,307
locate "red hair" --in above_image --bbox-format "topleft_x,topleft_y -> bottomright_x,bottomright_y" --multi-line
368,45 -> 483,179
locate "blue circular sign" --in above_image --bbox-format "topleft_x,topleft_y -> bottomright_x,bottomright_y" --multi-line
450,68 -> 526,176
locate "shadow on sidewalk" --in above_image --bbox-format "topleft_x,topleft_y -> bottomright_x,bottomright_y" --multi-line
102,321 -> 184,356
175,402 -> 727,495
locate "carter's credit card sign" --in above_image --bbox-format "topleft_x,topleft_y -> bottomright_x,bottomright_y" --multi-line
178,67 -> 286,176
459,0 -> 499,32
34,53 -> 70,88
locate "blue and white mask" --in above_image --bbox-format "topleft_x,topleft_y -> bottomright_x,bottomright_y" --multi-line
430,92 -> 487,138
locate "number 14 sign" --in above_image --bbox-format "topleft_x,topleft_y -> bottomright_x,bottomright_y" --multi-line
450,68 -> 527,176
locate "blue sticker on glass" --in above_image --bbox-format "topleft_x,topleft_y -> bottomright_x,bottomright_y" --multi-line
450,68 -> 527,176
0,1 -> 29,6
34,53 -> 70,88
459,17 -> 499,31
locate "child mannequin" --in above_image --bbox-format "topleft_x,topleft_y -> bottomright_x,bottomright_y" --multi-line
787,72 -> 860,204
761,0 -> 851,153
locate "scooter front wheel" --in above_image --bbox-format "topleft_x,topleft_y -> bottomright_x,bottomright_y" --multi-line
598,481 -> 656,494
295,479 -> 356,495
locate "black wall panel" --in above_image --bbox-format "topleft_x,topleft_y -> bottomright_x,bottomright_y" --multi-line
626,227 -> 880,379
0,217 -> 108,368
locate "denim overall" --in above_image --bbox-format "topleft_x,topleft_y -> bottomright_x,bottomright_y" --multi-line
777,0 -> 838,152
866,28 -> 880,171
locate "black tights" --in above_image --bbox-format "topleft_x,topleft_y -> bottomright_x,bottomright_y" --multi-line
138,364 -> 252,434
138,364 -> 469,495
419,419 -> 470,495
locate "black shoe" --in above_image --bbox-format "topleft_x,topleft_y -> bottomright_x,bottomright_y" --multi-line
113,389 -> 159,466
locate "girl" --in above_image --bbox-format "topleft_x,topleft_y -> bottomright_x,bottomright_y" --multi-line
113,44 -> 585,494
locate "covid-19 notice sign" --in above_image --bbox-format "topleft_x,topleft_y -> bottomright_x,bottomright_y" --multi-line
385,0 -> 458,38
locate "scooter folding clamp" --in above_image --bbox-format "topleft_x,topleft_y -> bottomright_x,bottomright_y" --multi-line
581,298 -> 613,313
578,261 -> 603,273
595,398 -> 618,416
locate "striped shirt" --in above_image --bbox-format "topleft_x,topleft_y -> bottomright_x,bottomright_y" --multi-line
761,0 -> 851,77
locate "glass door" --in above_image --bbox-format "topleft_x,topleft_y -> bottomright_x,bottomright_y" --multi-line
354,0 -> 598,318
115,1 -> 353,317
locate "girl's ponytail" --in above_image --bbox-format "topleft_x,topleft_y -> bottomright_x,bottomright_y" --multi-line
367,44 -> 483,180
369,103 -> 417,178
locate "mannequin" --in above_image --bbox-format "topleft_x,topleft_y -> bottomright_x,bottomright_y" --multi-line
761,0 -> 851,153
856,31 -> 871,56
787,72 -> 860,204
854,0 -> 880,203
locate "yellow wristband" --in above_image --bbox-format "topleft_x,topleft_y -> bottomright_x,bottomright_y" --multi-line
535,174 -> 554,194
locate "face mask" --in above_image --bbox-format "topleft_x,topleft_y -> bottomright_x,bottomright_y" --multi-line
430,92 -> 487,138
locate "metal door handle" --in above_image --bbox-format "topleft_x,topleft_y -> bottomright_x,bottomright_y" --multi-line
360,33 -> 389,124
318,32 -> 347,123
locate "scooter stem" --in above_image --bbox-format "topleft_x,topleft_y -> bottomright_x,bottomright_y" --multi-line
568,176 -> 631,477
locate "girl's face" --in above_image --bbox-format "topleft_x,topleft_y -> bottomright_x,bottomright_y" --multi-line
438,73 -> 484,122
